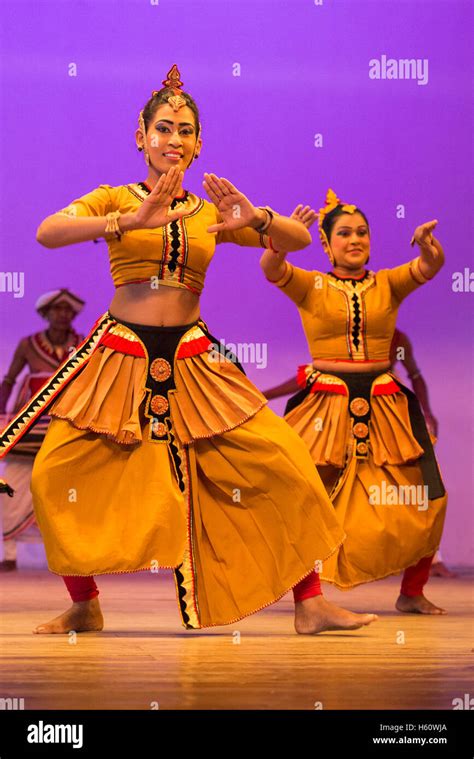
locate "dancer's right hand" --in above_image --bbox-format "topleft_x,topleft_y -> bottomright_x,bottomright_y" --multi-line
133,167 -> 188,229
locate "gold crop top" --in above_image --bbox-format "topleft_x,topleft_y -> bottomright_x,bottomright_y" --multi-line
56,183 -> 272,293
271,260 -> 430,363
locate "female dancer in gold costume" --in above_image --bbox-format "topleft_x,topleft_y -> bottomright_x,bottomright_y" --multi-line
261,192 -> 447,614
0,68 -> 377,635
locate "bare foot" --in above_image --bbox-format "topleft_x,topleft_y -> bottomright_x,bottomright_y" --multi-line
395,593 -> 446,615
430,561 -> 458,579
294,595 -> 378,634
33,598 -> 104,634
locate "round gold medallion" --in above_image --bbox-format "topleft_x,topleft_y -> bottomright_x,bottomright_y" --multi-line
150,358 -> 171,382
356,442 -> 368,455
353,422 -> 369,439
150,394 -> 169,415
350,397 -> 369,417
151,420 -> 167,437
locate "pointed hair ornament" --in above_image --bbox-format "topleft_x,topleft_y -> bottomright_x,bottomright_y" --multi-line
155,63 -> 187,111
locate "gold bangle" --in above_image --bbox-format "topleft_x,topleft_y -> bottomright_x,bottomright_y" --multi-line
266,260 -> 293,287
410,257 -> 432,284
104,211 -> 124,240
255,207 -> 274,233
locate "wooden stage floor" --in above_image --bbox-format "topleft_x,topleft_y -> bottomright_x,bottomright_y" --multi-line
0,569 -> 472,710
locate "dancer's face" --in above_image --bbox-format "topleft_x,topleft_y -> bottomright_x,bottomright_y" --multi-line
329,213 -> 370,269
137,103 -> 201,175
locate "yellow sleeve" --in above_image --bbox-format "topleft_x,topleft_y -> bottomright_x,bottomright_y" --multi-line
55,184 -> 115,218
268,261 -> 316,307
215,206 -> 279,248
385,258 -> 430,303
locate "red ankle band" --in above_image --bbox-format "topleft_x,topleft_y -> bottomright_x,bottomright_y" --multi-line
293,570 -> 322,602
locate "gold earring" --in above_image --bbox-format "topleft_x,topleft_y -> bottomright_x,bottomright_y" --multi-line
137,111 -> 150,165
141,144 -> 150,166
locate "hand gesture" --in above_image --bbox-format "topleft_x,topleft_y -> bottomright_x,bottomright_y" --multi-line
134,167 -> 188,229
204,173 -> 259,233
290,204 -> 317,229
410,219 -> 442,261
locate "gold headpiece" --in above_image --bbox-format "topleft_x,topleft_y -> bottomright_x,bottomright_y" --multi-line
318,188 -> 357,265
138,64 -> 201,167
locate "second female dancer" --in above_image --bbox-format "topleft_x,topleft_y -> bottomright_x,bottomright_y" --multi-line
0,66 -> 377,635
261,191 -> 448,614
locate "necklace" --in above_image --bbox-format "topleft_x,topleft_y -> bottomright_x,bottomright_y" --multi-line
328,270 -> 370,286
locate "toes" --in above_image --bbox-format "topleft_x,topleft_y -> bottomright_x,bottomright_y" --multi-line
33,622 -> 63,634
364,614 -> 378,624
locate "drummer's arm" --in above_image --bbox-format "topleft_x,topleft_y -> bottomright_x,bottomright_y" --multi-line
0,340 -> 28,414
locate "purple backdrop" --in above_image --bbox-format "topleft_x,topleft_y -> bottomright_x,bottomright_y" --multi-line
0,0 -> 472,564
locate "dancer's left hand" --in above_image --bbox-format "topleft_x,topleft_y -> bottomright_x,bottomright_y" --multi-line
410,220 -> 445,280
291,204 -> 317,229
410,220 -> 442,260
204,174 -> 263,232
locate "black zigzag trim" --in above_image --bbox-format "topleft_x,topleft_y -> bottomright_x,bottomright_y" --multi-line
170,191 -> 189,209
168,193 -> 189,279
0,314 -> 114,457
167,423 -> 185,493
174,565 -> 191,627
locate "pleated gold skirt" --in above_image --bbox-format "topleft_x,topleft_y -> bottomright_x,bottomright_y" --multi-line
29,313 -> 346,628
284,369 -> 448,589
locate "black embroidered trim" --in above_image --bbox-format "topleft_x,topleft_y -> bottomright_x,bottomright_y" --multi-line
351,293 -> 361,351
170,191 -> 189,208
328,270 -> 370,286
169,193 -> 189,278
139,184 -> 189,280
138,182 -> 189,208
167,220 -> 181,274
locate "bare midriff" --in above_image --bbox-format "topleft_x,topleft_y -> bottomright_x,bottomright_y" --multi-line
312,359 -> 391,374
109,280 -> 201,327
